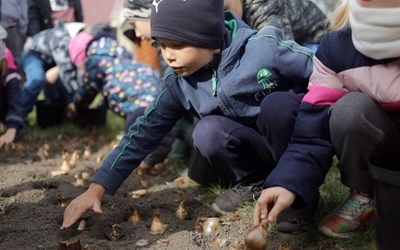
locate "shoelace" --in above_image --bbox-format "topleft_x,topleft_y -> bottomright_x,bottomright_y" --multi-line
233,185 -> 248,194
233,185 -> 260,194
338,196 -> 366,217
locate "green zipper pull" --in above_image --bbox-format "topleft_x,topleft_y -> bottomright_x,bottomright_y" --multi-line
212,70 -> 218,96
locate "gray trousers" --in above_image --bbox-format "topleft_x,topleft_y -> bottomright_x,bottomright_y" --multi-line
329,92 -> 400,193
5,26 -> 24,66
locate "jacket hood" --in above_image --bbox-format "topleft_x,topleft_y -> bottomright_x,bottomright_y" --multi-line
220,11 -> 257,68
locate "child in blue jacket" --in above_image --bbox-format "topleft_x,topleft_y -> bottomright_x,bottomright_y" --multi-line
60,0 -> 314,230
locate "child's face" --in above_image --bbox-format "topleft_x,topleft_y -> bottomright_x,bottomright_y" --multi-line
156,38 -> 219,77
358,0 -> 400,7
128,20 -> 151,40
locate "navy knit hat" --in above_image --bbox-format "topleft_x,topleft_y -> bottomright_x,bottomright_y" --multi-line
150,0 -> 225,49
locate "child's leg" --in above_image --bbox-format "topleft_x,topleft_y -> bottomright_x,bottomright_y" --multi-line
193,115 -> 274,213
193,115 -> 274,185
257,91 -> 303,162
20,53 -> 47,117
330,92 -> 400,192
319,92 -> 400,238
43,78 -> 69,103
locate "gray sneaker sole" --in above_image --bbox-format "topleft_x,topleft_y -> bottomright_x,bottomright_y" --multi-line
211,202 -> 230,214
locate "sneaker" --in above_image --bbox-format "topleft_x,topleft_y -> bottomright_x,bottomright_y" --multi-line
211,184 -> 262,213
318,192 -> 374,238
276,191 -> 324,233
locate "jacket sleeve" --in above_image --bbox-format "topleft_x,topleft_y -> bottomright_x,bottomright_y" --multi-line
264,102 -> 334,206
270,29 -> 315,92
4,49 -> 24,131
92,83 -> 186,195
302,32 -> 348,105
142,118 -> 181,166
263,33 -> 347,206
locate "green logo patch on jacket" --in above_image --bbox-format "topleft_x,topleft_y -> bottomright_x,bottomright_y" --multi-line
257,68 -> 277,90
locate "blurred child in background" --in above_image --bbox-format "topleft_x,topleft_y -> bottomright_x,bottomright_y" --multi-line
68,29 -> 160,133
27,0 -> 84,37
0,0 -> 28,67
0,25 -> 24,148
223,0 -> 330,51
20,21 -> 86,121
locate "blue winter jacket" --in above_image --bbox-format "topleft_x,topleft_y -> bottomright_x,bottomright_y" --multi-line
93,11 -> 314,195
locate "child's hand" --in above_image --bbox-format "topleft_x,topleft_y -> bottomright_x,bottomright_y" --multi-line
67,102 -> 77,115
45,66 -> 60,84
139,161 -> 154,171
60,182 -> 106,230
253,186 -> 296,227
0,128 -> 17,148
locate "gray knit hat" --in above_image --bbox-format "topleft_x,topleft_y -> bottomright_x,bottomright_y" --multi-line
123,0 -> 152,20
150,0 -> 225,49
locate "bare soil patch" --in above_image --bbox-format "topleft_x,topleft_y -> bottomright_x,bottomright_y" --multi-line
0,133 -> 311,250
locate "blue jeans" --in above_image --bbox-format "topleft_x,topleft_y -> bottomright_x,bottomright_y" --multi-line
21,52 -> 69,117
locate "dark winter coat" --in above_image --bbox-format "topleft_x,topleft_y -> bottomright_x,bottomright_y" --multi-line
0,48 -> 23,131
242,0 -> 329,45
265,29 -> 400,205
93,12 -> 314,195
27,0 -> 83,36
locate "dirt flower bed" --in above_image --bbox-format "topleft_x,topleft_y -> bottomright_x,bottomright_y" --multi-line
0,133 -> 314,250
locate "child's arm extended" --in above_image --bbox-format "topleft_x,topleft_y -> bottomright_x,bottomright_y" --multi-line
60,182 -> 105,230
253,187 -> 296,226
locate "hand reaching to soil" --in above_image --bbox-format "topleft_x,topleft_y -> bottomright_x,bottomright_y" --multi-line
253,186 -> 296,227
0,128 -> 17,148
60,182 -> 106,230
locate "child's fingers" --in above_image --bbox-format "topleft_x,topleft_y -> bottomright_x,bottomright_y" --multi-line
253,195 -> 270,227
267,202 -> 286,223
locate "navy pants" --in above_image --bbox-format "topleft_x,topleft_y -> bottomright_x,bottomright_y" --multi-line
192,92 -> 303,186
